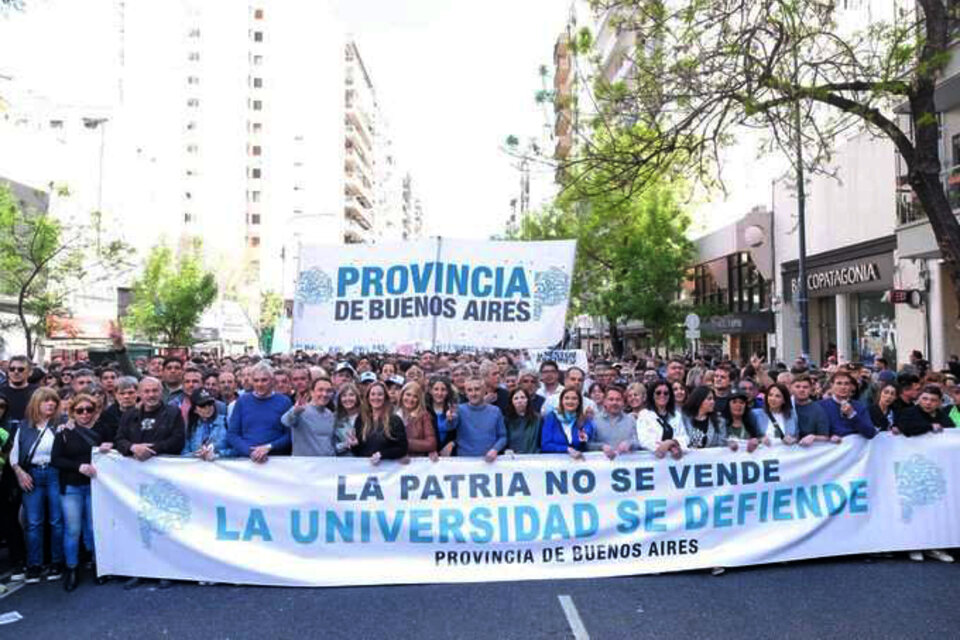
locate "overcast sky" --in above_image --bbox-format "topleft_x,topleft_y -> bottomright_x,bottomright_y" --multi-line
0,0 -> 774,239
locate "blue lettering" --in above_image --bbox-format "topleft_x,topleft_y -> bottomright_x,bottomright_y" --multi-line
824,483 -> 848,515
713,494 -> 734,528
410,262 -> 434,294
338,267 -> 359,296
386,266 -> 408,295
515,506 -> 540,541
361,267 -> 384,296
684,496 -> 709,530
438,509 -> 466,543
795,485 -> 821,519
410,509 -> 433,543
645,499 -> 667,532
446,264 -> 469,295
242,508 -> 272,541
504,268 -> 530,297
216,506 -> 240,541
616,500 -> 640,534
848,480 -> 869,514
471,266 -> 493,297
543,505 -> 571,540
325,511 -> 354,542
773,488 -> 793,521
469,507 -> 494,543
574,503 -> 598,538
291,510 -> 318,543
376,510 -> 405,542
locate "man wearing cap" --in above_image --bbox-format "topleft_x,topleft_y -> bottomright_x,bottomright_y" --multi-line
333,362 -> 356,390
358,371 -> 378,394
182,389 -> 234,460
385,374 -> 405,407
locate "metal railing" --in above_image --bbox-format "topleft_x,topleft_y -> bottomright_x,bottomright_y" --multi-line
896,165 -> 960,226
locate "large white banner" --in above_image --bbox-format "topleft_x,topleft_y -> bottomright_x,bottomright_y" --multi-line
92,433 -> 960,587
291,239 -> 576,351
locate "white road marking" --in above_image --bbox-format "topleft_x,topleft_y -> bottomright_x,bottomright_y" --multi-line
558,594 -> 590,640
0,582 -> 25,601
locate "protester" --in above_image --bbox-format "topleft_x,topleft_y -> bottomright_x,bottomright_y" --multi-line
819,372 -> 877,440
425,377 -> 459,458
680,386 -> 733,451
541,366 -> 596,417
227,363 -> 293,463
585,385 -> 637,459
397,381 -> 438,456
479,361 -> 510,414
624,382 -> 646,417
161,356 -> 186,404
869,381 -> 899,432
281,377 -> 338,457
752,383 -> 797,444
541,387 -> 596,459
350,382 -> 408,463
10,387 -> 65,583
712,367 -> 734,415
51,393 -> 105,591
183,389 -> 235,460
456,377 -> 507,461
791,374 -> 831,445
385,375 -> 405,407
504,387 -> 541,454
333,383 -> 362,456
721,390 -> 761,452
636,380 -> 687,458
537,361 -> 562,399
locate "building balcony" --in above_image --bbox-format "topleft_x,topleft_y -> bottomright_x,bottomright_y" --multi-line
555,111 -> 572,137
896,164 -> 960,227
554,57 -> 571,89
345,196 -> 373,230
345,170 -> 374,202
345,120 -> 373,153
346,107 -> 374,143
345,141 -> 373,171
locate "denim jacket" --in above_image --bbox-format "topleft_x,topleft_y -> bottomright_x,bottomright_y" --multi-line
182,413 -> 236,458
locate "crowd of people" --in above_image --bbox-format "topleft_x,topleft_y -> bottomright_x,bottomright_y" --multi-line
1,337 -> 958,589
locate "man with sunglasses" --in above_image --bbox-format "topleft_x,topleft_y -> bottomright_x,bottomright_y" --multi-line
0,356 -> 35,581
0,356 -> 38,424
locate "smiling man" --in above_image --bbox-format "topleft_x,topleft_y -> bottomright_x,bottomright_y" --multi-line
227,362 -> 293,463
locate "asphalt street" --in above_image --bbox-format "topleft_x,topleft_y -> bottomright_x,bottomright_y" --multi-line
1,555 -> 958,639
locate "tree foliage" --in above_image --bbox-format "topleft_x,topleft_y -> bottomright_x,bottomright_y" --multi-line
510,136 -> 697,355
0,184 -> 131,359
124,244 -> 218,347
566,0 -> 960,312
257,290 -> 283,353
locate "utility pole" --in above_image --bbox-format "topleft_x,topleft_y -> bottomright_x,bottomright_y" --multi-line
792,35 -> 810,363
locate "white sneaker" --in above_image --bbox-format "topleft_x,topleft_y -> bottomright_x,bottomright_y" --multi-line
710,566 -> 726,576
924,549 -> 955,563
909,551 -> 924,562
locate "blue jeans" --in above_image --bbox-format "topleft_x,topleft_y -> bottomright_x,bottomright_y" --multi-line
22,465 -> 64,568
61,484 -> 94,569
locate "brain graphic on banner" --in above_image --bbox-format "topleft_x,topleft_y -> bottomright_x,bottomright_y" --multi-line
295,268 -> 334,319
894,454 -> 947,523
138,481 -> 191,549
533,267 -> 571,320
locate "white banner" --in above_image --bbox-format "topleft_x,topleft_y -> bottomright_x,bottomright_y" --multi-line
92,433 -> 960,587
526,349 -> 589,372
290,239 -> 576,351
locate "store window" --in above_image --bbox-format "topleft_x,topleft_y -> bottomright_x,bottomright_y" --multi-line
855,292 -> 897,366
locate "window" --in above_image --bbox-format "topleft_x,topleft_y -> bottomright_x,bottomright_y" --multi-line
186,144 -> 198,153
186,121 -> 197,130
252,54 -> 263,66
188,52 -> 200,61
248,236 -> 260,248
253,77 -> 263,88
250,167 -> 262,179
254,8 -> 264,19
250,191 -> 261,203
49,119 -> 64,129
252,100 -> 262,111
251,145 -> 261,156
252,122 -> 262,133
184,213 -> 193,223
187,98 -> 199,107
187,76 -> 200,85
188,28 -> 200,38
186,169 -> 196,177
253,31 -> 263,42
952,133 -> 960,168
251,214 -> 261,225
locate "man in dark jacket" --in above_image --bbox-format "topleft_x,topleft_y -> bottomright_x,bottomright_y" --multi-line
899,385 -> 953,437
113,377 -> 185,460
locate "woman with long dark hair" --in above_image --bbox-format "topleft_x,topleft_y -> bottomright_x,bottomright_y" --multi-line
504,387 -> 541,454
636,380 -> 687,458
721,390 -> 761,452
351,382 -> 408,465
868,381 -> 899,432
752,383 -> 797,444
424,376 -> 459,459
680,386 -> 732,451
540,387 -> 596,459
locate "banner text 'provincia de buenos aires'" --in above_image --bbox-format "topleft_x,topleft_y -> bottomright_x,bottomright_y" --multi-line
92,432 -> 960,587
291,239 -> 576,351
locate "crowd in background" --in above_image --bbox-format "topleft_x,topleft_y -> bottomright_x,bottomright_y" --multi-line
1,335 -> 958,589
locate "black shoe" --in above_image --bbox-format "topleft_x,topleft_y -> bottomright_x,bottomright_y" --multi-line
64,568 -> 79,592
157,579 -> 174,590
9,565 -> 26,582
95,575 -> 111,586
83,559 -> 95,571
123,577 -> 142,590
43,564 -> 62,581
24,566 -> 42,584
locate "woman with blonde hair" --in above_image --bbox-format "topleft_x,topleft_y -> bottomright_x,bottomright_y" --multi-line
397,381 -> 437,456
350,381 -> 408,465
52,393 -> 105,591
10,387 -> 65,583
624,382 -> 647,417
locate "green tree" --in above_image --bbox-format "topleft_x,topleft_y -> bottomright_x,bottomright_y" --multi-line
124,244 -> 218,347
0,184 -> 131,359
570,0 -> 960,312
255,290 -> 283,353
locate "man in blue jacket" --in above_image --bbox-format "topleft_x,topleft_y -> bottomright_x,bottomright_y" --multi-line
818,371 -> 877,440
227,362 -> 292,463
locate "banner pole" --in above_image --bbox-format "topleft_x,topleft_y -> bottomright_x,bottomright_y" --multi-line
431,236 -> 443,351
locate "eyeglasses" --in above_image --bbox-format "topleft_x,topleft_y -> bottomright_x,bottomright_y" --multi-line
74,406 -> 95,415
8,366 -> 26,373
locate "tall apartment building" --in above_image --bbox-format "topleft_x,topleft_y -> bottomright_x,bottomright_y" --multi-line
401,173 -> 424,240
344,41 -> 379,244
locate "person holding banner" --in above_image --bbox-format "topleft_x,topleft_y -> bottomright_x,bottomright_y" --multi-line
636,381 -> 687,458
455,377 -> 507,461
680,386 -> 733,451
281,377 -> 338,457
868,381 -> 899,432
504,387 -> 541,454
721,390 -> 761,452
588,385 -> 638,459
624,382 -> 646,417
752,383 -> 798,444
818,372 -> 877,441
790,374 -> 831,445
540,388 -> 596,459
350,381 -> 408,464
227,363 -> 293,463
425,377 -> 459,458
398,381 -> 438,456
183,389 -> 235,460
333,383 -> 362,456
51,393 -> 105,591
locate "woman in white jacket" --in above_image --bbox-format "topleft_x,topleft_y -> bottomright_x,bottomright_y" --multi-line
636,380 -> 688,458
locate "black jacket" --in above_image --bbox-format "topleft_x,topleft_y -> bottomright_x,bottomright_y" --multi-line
51,426 -> 103,491
898,406 -> 951,437
115,403 -> 185,456
869,403 -> 894,431
350,414 -> 408,459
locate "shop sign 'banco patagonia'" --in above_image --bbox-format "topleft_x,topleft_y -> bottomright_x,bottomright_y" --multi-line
781,238 -> 895,302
